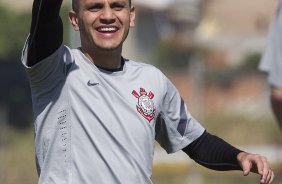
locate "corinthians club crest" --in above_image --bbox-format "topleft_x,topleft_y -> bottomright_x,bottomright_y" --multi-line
132,88 -> 156,122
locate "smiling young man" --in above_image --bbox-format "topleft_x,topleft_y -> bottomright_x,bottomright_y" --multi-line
68,0 -> 135,69
22,0 -> 274,183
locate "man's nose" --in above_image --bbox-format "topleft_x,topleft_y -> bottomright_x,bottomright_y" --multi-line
100,6 -> 115,23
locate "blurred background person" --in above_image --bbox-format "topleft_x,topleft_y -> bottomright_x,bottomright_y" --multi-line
259,0 -> 282,131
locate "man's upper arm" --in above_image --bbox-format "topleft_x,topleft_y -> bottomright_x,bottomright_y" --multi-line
270,86 -> 282,130
155,74 -> 205,153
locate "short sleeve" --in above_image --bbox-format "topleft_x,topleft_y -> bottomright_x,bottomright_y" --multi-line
259,2 -> 282,88
155,75 -> 205,154
21,36 -> 73,86
21,36 -> 74,117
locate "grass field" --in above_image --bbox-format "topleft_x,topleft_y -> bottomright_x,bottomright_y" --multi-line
0,113 -> 281,184
152,162 -> 282,184
0,127 -> 38,184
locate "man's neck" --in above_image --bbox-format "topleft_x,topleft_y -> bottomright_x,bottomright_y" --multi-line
82,48 -> 123,70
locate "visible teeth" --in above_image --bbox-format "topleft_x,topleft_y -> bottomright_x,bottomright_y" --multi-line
100,27 -> 116,32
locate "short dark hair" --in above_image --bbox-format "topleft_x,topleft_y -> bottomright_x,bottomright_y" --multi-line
72,0 -> 79,12
72,0 -> 132,12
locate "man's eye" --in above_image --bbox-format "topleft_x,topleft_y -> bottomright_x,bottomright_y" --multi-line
113,6 -> 123,11
88,5 -> 103,12
112,3 -> 126,11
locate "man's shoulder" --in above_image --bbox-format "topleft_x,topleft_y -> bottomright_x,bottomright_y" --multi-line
125,59 -> 167,82
125,59 -> 160,72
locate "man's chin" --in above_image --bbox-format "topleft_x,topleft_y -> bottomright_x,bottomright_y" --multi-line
95,44 -> 123,52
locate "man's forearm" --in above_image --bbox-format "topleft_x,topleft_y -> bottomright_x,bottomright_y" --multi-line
28,0 -> 64,66
182,131 -> 242,171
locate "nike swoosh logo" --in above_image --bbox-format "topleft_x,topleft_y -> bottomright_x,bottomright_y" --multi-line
87,80 -> 99,86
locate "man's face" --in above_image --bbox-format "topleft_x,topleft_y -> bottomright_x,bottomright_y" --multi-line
69,0 -> 135,52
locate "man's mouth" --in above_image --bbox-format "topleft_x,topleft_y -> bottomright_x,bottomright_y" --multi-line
97,27 -> 118,33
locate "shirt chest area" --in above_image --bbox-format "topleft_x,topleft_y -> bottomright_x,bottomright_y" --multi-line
66,68 -> 162,129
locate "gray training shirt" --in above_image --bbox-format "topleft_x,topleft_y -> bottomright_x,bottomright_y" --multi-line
22,40 -> 205,184
259,0 -> 282,88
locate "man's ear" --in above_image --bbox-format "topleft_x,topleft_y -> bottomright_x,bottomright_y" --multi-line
129,6 -> 136,27
69,10 -> 79,31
